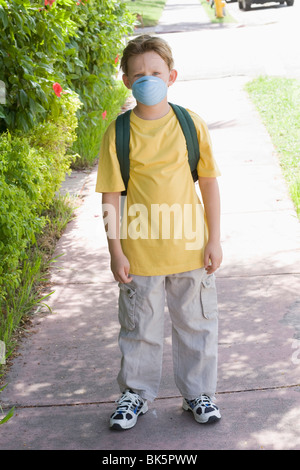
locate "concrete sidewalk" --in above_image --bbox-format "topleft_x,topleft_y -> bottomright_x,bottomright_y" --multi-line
1,0 -> 300,451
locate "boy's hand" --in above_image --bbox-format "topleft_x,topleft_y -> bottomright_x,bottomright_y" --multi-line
204,240 -> 223,274
102,192 -> 132,284
111,251 -> 133,284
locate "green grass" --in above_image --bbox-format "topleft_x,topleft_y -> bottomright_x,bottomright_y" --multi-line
123,0 -> 167,27
200,0 -> 237,24
246,76 -> 300,218
0,383 -> 15,425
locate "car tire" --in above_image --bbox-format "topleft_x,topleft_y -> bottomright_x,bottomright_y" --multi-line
286,0 -> 294,5
242,0 -> 251,9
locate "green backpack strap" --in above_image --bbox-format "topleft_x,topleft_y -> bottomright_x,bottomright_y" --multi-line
115,104 -> 200,194
169,103 -> 200,182
115,109 -> 131,196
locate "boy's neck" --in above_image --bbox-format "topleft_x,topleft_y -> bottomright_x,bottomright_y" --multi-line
133,99 -> 170,120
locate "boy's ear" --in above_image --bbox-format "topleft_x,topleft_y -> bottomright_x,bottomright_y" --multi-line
168,69 -> 178,87
122,74 -> 131,90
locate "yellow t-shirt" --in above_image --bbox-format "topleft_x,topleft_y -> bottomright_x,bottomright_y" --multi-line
96,106 -> 220,276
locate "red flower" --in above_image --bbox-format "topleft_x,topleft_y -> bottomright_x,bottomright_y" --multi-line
102,111 -> 107,120
53,82 -> 63,97
114,54 -> 119,65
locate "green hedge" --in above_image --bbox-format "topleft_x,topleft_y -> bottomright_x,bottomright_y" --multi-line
0,0 -> 135,300
0,92 -> 81,299
0,0 -> 134,134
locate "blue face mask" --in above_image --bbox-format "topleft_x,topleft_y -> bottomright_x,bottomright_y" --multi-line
132,76 -> 168,106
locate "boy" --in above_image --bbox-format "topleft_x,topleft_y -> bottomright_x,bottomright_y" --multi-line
96,35 -> 222,430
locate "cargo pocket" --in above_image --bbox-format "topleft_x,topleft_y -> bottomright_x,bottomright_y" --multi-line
118,283 -> 137,331
200,273 -> 218,320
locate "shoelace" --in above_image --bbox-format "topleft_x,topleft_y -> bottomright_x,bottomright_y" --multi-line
188,394 -> 211,409
115,390 -> 142,414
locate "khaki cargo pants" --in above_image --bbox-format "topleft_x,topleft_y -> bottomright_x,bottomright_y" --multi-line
117,267 -> 218,402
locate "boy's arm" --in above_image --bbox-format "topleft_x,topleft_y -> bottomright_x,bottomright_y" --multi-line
198,177 -> 223,274
102,192 -> 132,284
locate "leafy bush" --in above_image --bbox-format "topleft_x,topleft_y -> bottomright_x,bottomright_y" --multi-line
64,0 -> 133,113
0,133 -> 46,297
63,0 -> 135,166
72,78 -> 130,168
0,92 -> 81,300
0,0 -> 134,299
0,1 -> 135,355
0,0 -> 75,132
28,91 -> 82,204
0,0 -> 134,134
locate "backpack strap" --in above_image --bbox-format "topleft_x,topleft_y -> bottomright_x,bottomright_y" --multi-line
169,103 -> 200,182
115,109 -> 131,196
115,104 -> 200,195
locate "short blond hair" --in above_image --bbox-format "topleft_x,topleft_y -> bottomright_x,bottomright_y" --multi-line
120,35 -> 174,76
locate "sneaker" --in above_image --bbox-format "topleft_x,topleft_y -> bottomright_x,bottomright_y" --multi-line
183,394 -> 221,424
110,389 -> 148,430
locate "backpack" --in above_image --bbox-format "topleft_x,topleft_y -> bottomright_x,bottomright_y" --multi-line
115,103 -> 200,195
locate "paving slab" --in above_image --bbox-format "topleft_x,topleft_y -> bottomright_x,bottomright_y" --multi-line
1,388 -> 300,450
1,273 -> 299,408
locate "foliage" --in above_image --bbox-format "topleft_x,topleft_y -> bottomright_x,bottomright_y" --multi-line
0,0 -> 75,132
123,0 -> 166,27
0,194 -> 75,360
0,384 -> 15,425
0,0 -> 135,352
64,0 -> 134,114
72,79 -> 130,168
0,0 -> 135,133
0,0 -> 134,296
65,0 -> 135,165
0,92 -> 81,300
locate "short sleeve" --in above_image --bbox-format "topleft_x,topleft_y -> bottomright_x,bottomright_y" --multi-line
95,120 -> 126,193
188,110 -> 221,178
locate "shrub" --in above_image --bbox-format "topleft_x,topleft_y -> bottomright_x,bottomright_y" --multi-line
0,0 -> 77,132
0,92 -> 81,300
0,0 -> 134,134
72,78 -> 130,168
0,132 -> 46,297
64,0 -> 135,166
0,0 -> 135,351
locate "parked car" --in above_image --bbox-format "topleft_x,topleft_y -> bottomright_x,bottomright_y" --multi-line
238,0 -> 294,10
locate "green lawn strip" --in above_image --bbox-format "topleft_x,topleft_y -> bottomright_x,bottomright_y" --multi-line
246,76 -> 300,217
199,0 -> 237,24
123,0 -> 167,27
